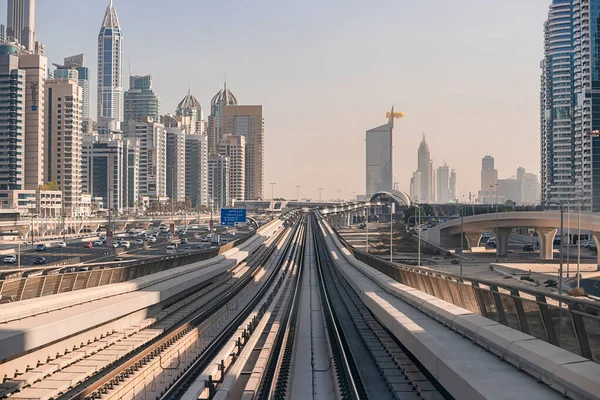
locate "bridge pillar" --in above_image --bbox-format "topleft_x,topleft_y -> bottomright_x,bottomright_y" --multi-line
464,232 -> 482,249
592,232 -> 600,271
536,227 -> 557,260
496,228 -> 512,257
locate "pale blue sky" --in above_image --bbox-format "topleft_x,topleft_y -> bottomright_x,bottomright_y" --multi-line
2,0 -> 550,201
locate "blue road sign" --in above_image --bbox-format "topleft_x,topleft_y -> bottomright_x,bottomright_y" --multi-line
220,208 -> 247,226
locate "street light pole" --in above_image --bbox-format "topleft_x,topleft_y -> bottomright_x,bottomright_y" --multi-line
389,202 -> 394,263
559,203 -> 564,295
577,199 -> 582,288
460,201 -> 464,276
296,185 -> 300,208
270,182 -> 276,201
567,202 -> 570,277
490,183 -> 499,262
418,204 -> 421,267
318,188 -> 323,202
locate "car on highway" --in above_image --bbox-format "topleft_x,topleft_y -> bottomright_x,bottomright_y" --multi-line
523,244 -> 535,252
120,241 -> 131,249
166,245 -> 177,254
180,238 -> 188,244
200,236 -> 208,242
94,240 -> 103,246
147,237 -> 157,243
84,242 -> 93,248
487,238 -> 496,248
57,241 -> 67,248
33,256 -> 47,265
358,223 -> 366,229
3,255 -> 17,264
36,244 -> 47,251
111,242 -> 119,248
184,246 -> 191,250
135,239 -> 144,245
114,257 -> 123,262
99,236 -> 107,241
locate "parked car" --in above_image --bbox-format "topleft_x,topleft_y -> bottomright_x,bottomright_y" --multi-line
57,241 -> 67,248
3,255 -> 17,264
358,223 -> 366,229
99,236 -> 107,241
84,242 -> 93,248
166,245 -> 177,254
523,244 -> 535,252
36,244 -> 46,251
33,256 -> 47,265
94,240 -> 103,246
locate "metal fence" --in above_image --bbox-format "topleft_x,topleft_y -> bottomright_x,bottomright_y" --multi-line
335,232 -> 600,363
0,232 -> 256,303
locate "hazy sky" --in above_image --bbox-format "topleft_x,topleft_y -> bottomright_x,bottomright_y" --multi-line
2,0 -> 550,201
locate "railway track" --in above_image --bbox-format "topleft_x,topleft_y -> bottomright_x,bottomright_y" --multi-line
0,215 -> 296,400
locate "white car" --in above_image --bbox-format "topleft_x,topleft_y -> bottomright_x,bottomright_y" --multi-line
94,240 -> 103,246
57,241 -> 67,248
135,239 -> 144,245
111,242 -> 119,248
120,241 -> 131,249
147,237 -> 157,243
3,255 -> 17,264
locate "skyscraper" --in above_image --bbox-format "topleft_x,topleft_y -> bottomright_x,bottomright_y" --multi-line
218,134 -> 245,203
208,154 -> 229,210
124,75 -> 160,130
449,169 -> 457,201
417,135 -> 432,203
44,78 -> 83,216
222,105 -> 264,200
365,112 -> 394,196
185,133 -> 209,208
410,171 -> 421,203
436,163 -> 450,203
97,0 -> 124,129
54,54 -> 90,120
6,0 -> 35,51
127,117 -> 166,201
0,51 -> 25,191
176,90 -> 203,135
540,0 -> 598,210
480,155 -> 498,202
166,127 -> 186,202
208,83 -> 239,153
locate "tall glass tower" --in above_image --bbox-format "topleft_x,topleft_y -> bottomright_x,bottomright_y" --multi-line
97,0 -> 123,129
540,0 -> 600,210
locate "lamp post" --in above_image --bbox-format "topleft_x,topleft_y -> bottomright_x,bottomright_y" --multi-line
490,183 -> 499,262
460,201 -> 464,275
548,201 -> 565,295
567,202 -> 570,277
389,201 -> 394,263
418,204 -> 421,267
296,186 -> 300,208
270,182 -> 276,201
318,188 -> 323,202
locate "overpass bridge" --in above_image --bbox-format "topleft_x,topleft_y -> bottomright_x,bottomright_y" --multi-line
0,211 -> 598,399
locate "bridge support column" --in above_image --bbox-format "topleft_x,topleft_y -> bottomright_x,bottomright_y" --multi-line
536,227 -> 557,260
592,232 -> 600,271
464,232 -> 482,249
496,228 -> 512,258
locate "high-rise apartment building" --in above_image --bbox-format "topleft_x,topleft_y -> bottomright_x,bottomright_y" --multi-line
18,52 -> 46,190
417,135 -> 432,203
436,163 -> 450,203
185,133 -> 208,208
124,75 -> 160,130
0,52 -> 25,191
6,0 -> 35,51
521,173 -> 541,206
218,134 -> 245,203
127,117 -> 166,200
410,171 -> 421,203
125,137 -> 139,209
82,133 -> 127,211
222,105 -> 264,200
166,127 -> 186,202
366,113 -> 394,196
540,0 -> 600,210
44,78 -> 83,216
208,154 -> 229,210
97,0 -> 123,128
208,83 -> 238,153
449,169 -> 457,201
54,54 -> 90,120
177,90 -> 203,134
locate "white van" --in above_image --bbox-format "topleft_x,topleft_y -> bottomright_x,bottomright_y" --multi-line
166,245 -> 177,254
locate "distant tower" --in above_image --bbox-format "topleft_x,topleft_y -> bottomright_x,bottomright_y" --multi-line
208,81 -> 239,153
417,135 -> 432,203
365,109 -> 396,196
97,0 -> 124,129
6,0 -> 35,51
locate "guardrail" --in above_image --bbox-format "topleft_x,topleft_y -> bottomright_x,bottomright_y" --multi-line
0,231 -> 257,304
333,225 -> 600,363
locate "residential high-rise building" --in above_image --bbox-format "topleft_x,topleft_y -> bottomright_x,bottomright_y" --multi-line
0,51 -> 25,191
540,1 -> 599,210
166,127 -> 186,202
481,155 -> 497,191
54,54 -> 90,119
125,137 -> 139,209
97,0 -> 124,129
185,133 -> 208,208
521,173 -> 541,205
6,0 -> 35,52
222,105 -> 264,200
417,135 -> 432,203
208,154 -> 229,210
124,75 -> 160,130
366,112 -> 394,196
127,117 -> 166,200
176,90 -> 203,134
82,133 -> 127,212
18,52 -> 46,190
409,171 -> 421,203
208,82 -> 239,153
436,163 -> 450,203
44,78 -> 83,216
218,134 -> 245,203
449,169 -> 457,201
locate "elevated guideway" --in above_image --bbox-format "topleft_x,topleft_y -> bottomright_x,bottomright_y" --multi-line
318,213 -> 600,400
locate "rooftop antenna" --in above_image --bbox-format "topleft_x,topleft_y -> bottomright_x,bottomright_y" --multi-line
188,81 -> 191,96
